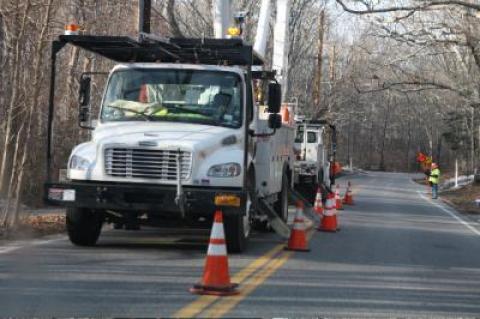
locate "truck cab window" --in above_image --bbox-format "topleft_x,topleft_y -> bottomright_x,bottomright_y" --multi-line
295,130 -> 318,144
101,69 -> 243,129
307,132 -> 318,143
295,129 -> 304,143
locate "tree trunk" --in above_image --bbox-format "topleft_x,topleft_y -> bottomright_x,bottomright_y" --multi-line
313,10 -> 325,118
1,122 -> 24,227
379,94 -> 392,171
167,0 -> 183,37
0,1 -> 30,196
12,0 -> 54,225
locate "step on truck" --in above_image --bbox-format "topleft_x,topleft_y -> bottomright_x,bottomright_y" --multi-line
45,33 -> 295,253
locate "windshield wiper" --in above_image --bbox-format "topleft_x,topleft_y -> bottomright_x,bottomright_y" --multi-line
169,104 -> 207,116
107,105 -> 155,121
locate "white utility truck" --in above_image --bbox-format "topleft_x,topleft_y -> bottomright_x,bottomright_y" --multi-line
45,34 -> 294,252
293,118 -> 336,202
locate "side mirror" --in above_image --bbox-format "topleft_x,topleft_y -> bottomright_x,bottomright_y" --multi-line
78,76 -> 91,128
79,76 -> 91,107
267,82 -> 281,113
79,106 -> 89,122
268,113 -> 282,129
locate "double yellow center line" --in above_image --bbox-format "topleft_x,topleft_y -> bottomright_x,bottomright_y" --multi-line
173,229 -> 313,318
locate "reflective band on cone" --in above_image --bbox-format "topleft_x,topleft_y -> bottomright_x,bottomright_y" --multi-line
335,184 -> 344,210
190,210 -> 239,296
285,201 -> 310,252
314,187 -> 324,216
318,192 -> 338,232
343,181 -> 354,205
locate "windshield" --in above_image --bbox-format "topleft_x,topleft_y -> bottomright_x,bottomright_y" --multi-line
101,69 -> 243,128
295,127 -> 304,143
295,128 -> 318,144
307,131 -> 317,143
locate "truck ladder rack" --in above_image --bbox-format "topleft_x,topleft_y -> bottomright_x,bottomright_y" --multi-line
56,35 -> 265,66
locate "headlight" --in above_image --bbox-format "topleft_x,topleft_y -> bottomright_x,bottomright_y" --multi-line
69,155 -> 91,171
207,163 -> 241,177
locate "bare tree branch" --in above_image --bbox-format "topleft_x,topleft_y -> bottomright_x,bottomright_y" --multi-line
335,0 -> 480,14
167,0 -> 184,37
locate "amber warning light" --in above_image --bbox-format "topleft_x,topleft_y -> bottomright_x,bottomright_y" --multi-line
215,194 -> 241,207
65,24 -> 80,35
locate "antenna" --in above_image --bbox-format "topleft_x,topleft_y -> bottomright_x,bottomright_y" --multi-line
138,0 -> 152,34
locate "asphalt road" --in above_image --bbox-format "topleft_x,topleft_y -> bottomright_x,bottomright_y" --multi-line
2,172 -> 480,318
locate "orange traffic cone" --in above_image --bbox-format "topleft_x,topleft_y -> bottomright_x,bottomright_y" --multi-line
314,187 -> 324,216
285,201 -> 310,252
190,210 -> 239,296
343,181 -> 354,205
335,184 -> 344,210
318,192 -> 338,232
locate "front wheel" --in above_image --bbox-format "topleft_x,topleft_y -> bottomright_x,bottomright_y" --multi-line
66,207 -> 104,246
224,214 -> 246,253
224,184 -> 252,253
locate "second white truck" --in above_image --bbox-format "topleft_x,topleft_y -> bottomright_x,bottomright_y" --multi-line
293,118 -> 334,202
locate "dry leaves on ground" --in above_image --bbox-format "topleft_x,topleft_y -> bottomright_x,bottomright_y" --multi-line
442,184 -> 480,214
1,214 -> 66,239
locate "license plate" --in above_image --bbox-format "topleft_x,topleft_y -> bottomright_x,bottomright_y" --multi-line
48,188 -> 63,201
63,189 -> 76,201
48,188 -> 75,202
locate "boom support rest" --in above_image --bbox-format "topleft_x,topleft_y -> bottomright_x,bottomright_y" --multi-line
289,188 -> 320,223
256,199 -> 290,239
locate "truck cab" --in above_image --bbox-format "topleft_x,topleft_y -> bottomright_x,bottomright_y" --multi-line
71,63 -> 246,188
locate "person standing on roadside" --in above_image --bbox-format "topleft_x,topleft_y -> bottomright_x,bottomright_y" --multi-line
429,163 -> 441,199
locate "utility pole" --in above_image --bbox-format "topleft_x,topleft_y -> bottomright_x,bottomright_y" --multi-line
329,45 -> 336,84
347,112 -> 351,166
138,0 -> 152,34
455,158 -> 459,188
313,10 -> 325,118
368,78 -> 375,169
471,106 -> 475,174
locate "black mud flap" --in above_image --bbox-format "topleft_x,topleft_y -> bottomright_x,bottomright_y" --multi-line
256,199 -> 290,239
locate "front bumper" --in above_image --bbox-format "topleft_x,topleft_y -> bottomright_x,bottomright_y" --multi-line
45,181 -> 245,215
294,162 -> 318,176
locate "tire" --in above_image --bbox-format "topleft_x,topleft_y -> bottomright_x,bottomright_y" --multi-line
224,173 -> 254,253
224,212 -> 248,253
299,173 -> 318,205
318,169 -> 324,187
113,222 -> 123,230
274,171 -> 289,222
66,207 -> 103,246
255,171 -> 289,232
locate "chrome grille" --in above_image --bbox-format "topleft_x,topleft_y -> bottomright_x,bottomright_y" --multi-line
104,148 -> 192,180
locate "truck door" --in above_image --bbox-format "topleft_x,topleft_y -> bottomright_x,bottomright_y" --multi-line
305,131 -> 318,162
317,129 -> 324,166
